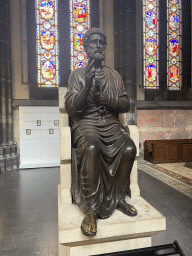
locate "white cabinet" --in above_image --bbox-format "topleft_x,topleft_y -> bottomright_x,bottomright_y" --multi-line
19,106 -> 60,168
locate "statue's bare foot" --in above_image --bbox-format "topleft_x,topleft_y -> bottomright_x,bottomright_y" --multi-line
117,199 -> 138,216
81,214 -> 98,236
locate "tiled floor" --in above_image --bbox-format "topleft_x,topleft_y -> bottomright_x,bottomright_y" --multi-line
157,162 -> 192,180
138,169 -> 192,256
138,151 -> 192,199
0,160 -> 192,255
0,168 -> 60,256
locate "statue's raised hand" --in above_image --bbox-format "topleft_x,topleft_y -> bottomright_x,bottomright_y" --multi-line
85,59 -> 95,89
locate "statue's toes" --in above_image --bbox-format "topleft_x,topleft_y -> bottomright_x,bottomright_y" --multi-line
81,214 -> 98,236
88,225 -> 92,233
91,224 -> 97,234
129,206 -> 137,216
81,223 -> 93,236
117,200 -> 138,217
85,224 -> 90,233
81,224 -> 87,234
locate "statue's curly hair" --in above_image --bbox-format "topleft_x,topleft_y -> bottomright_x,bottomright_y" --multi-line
82,28 -> 107,51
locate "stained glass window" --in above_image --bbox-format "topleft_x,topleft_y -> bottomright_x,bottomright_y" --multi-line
167,0 -> 182,90
70,0 -> 90,71
36,0 -> 59,87
143,0 -> 159,89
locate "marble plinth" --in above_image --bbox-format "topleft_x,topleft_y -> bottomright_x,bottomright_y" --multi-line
58,186 -> 166,256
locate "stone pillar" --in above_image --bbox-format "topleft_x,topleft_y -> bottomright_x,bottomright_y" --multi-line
136,0 -> 145,101
10,0 -> 29,99
0,0 -> 19,172
10,0 -> 29,155
0,0 -> 12,171
112,0 -> 138,124
99,0 -> 114,69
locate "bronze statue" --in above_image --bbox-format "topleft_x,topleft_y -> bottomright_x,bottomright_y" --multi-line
65,28 -> 137,237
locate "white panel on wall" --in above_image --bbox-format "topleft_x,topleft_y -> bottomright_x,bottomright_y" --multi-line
19,106 -> 60,168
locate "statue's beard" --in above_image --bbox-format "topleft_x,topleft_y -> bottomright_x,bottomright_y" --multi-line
88,50 -> 105,61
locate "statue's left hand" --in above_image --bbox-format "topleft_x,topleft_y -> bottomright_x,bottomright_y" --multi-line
95,93 -> 109,106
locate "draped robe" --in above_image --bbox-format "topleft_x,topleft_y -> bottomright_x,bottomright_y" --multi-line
65,66 -> 136,219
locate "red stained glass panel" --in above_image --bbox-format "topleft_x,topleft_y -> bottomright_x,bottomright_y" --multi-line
169,65 -> 179,83
73,3 -> 87,23
146,65 -> 157,82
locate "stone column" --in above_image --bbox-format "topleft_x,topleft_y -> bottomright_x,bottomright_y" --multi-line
0,0 -> 20,172
10,0 -> 29,100
99,0 -> 114,69
0,0 -> 13,171
136,0 -> 145,101
10,0 -> 29,155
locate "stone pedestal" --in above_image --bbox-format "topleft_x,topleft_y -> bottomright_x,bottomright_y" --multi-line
58,193 -> 166,256
58,87 -> 166,256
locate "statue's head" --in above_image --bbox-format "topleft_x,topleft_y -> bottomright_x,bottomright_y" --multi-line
82,28 -> 107,61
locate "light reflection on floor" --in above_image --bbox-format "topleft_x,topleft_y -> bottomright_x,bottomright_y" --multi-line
0,167 -> 59,256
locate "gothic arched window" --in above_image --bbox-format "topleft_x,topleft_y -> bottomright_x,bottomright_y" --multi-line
36,0 -> 59,87
143,0 -> 159,89
143,0 -> 183,91
167,0 -> 182,90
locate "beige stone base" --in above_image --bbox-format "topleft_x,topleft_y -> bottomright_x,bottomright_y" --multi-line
58,237 -> 151,256
58,185 -> 166,256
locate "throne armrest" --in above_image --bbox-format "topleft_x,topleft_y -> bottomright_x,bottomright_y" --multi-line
59,87 -> 67,112
119,113 -> 139,157
126,125 -> 139,157
60,127 -> 71,161
59,89 -> 72,204
59,87 -> 71,161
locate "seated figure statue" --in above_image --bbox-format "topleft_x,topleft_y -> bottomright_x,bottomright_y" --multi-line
65,28 -> 137,237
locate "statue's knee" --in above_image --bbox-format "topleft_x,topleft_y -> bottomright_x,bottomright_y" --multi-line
86,138 -> 98,154
124,143 -> 137,158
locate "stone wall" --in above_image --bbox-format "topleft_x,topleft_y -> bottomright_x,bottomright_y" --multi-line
137,110 -> 192,148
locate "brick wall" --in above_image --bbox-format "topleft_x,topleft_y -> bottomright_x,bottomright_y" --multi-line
137,110 -> 192,148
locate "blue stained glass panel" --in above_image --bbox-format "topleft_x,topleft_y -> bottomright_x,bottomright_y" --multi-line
70,0 -> 90,71
143,0 -> 159,89
167,0 -> 182,90
36,0 -> 59,87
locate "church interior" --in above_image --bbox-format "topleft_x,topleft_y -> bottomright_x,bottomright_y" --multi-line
0,0 -> 192,255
